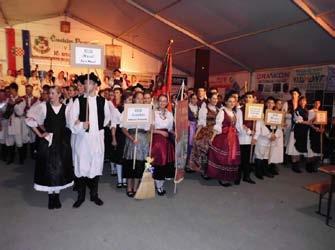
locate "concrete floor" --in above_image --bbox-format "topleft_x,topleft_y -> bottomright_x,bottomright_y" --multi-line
0,159 -> 334,250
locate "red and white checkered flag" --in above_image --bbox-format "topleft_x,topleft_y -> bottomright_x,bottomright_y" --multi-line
11,47 -> 25,56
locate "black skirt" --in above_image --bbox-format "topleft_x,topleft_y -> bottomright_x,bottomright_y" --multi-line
110,125 -> 126,164
153,163 -> 175,180
122,160 -> 145,179
34,128 -> 73,188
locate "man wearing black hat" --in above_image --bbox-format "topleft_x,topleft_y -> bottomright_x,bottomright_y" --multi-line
112,69 -> 127,90
68,73 -> 111,208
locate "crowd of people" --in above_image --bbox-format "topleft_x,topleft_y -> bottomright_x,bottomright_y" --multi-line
0,67 -> 334,210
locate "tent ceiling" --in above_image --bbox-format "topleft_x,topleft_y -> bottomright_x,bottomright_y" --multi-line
0,0 -> 335,75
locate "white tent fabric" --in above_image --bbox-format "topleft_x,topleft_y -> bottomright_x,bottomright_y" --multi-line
0,0 -> 334,74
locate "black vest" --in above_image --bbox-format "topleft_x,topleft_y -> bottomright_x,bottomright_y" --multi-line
78,95 -> 105,131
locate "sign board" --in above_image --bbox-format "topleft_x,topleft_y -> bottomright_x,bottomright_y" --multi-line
70,43 -> 105,68
314,111 -> 328,125
123,104 -> 152,125
245,103 -> 264,121
264,110 -> 284,126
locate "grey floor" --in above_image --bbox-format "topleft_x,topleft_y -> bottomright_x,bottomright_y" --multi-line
0,159 -> 334,250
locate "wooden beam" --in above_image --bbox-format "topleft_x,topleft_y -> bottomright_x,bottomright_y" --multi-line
293,0 -> 335,38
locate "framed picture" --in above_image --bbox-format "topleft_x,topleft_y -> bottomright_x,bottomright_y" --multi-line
264,110 -> 284,126
122,104 -> 153,125
105,44 -> 122,70
314,111 -> 328,125
245,103 -> 264,121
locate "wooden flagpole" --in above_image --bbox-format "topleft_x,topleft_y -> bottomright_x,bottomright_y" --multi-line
249,120 -> 256,163
133,126 -> 138,170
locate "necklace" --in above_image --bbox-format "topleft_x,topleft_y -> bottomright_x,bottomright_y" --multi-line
159,109 -> 167,120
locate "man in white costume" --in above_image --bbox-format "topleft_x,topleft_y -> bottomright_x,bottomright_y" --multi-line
69,73 -> 110,208
5,83 -> 26,164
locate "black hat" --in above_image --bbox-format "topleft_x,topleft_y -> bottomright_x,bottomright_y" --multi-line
113,69 -> 121,73
82,72 -> 101,86
132,83 -> 144,91
289,87 -> 301,96
76,75 -> 86,85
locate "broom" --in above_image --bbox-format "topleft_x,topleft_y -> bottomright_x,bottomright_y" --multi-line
134,107 -> 155,200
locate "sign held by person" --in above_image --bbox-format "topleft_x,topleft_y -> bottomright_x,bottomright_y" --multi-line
70,43 -> 105,68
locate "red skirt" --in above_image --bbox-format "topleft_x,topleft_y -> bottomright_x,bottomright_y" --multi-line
207,126 -> 240,181
151,133 -> 175,166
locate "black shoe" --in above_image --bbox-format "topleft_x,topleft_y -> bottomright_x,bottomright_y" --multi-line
292,165 -> 302,173
126,191 -> 135,197
243,178 -> 256,184
90,196 -> 104,206
48,194 -> 55,210
116,183 -> 123,188
185,167 -> 195,173
122,183 -> 127,188
264,172 -> 274,178
201,173 -> 211,180
255,174 -> 264,180
218,181 -> 232,187
73,198 -> 85,208
234,179 -> 241,185
54,194 -> 62,209
157,188 -> 166,196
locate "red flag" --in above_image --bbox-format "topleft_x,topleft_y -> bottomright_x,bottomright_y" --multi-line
153,40 -> 173,109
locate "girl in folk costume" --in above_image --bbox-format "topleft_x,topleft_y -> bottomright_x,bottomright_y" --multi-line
25,86 -> 73,209
207,95 -> 240,187
253,97 -> 282,179
110,88 -> 127,188
151,95 -> 175,196
306,99 -> 322,172
235,92 -> 257,184
121,92 -> 150,198
283,88 -> 300,167
185,93 -> 199,173
15,68 -> 27,97
69,73 -> 111,208
286,95 -> 311,173
189,92 -> 219,178
55,71 -> 66,88
28,70 -> 41,98
268,98 -> 285,175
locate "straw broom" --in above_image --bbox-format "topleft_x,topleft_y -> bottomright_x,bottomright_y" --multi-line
134,106 -> 155,200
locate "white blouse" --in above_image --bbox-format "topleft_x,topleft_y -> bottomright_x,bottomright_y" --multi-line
154,110 -> 173,132
25,102 -> 64,128
214,107 -> 235,134
198,104 -> 217,127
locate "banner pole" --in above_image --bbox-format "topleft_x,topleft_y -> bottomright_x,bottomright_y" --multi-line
320,124 -> 324,162
86,69 -> 90,123
133,125 -> 138,170
249,120 -> 256,164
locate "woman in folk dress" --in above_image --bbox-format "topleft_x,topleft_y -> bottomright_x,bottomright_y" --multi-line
151,95 -> 175,196
121,91 -> 150,197
185,93 -> 199,172
189,92 -> 219,178
207,94 -> 240,187
25,86 -> 73,209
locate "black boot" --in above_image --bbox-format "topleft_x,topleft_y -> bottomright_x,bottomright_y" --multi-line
292,162 -> 302,173
54,193 -> 62,209
1,144 -> 8,161
73,178 -> 86,208
17,146 -> 25,165
242,164 -> 256,184
48,194 -> 55,209
6,146 -> 15,165
263,160 -> 274,178
88,177 -> 103,206
305,161 -> 313,173
269,163 -> 279,175
255,159 -> 264,180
